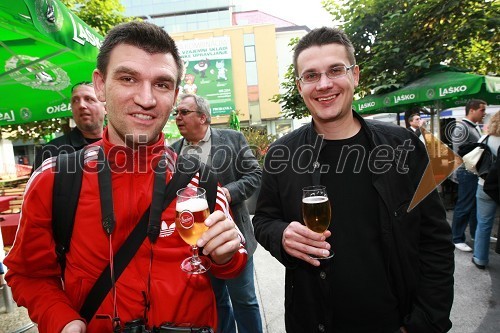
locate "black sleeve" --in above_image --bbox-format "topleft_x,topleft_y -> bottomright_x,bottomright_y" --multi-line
252,144 -> 298,269
403,134 -> 454,333
483,148 -> 500,204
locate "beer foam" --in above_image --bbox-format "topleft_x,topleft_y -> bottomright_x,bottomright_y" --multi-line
302,196 -> 328,204
176,197 -> 209,212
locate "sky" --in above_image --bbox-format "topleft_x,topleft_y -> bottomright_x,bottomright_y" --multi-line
239,0 -> 334,29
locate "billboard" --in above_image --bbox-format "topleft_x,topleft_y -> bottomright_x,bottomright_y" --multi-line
176,36 -> 235,117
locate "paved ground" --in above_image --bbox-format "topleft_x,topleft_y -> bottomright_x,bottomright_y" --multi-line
1,212 -> 499,333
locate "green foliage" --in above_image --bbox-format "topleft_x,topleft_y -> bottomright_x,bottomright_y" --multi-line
269,38 -> 309,119
272,0 -> 498,118
270,63 -> 309,119
1,118 -> 71,143
324,0 -> 498,96
61,0 -> 133,35
241,127 -> 277,165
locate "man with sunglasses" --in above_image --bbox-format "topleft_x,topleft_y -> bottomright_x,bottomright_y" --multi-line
172,94 -> 263,333
253,27 -> 454,333
32,81 -> 106,170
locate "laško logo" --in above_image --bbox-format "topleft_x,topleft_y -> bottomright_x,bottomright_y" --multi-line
179,211 -> 194,229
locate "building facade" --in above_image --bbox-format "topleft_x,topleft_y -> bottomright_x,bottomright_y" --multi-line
120,0 -> 310,139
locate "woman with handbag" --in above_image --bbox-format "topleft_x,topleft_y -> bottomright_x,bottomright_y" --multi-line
473,111 -> 500,269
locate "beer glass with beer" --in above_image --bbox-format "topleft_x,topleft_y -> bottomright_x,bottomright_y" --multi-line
302,185 -> 334,259
176,186 -> 212,274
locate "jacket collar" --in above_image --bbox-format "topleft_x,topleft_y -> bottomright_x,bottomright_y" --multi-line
101,127 -> 167,173
68,127 -> 89,149
305,110 -> 376,149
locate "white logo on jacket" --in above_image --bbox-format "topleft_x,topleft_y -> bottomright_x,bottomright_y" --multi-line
159,221 -> 175,237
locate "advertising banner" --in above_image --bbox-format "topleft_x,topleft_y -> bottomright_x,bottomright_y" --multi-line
353,71 -> 500,115
176,36 -> 235,117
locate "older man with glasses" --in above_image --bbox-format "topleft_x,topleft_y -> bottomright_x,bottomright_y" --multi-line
33,81 -> 106,171
172,94 -> 263,333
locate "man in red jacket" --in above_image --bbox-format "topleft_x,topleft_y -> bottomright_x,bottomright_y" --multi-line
5,21 -> 246,333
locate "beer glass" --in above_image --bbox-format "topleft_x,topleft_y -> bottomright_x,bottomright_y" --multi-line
176,187 -> 211,274
302,185 -> 334,259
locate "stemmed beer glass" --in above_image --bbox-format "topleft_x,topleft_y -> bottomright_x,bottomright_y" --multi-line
302,185 -> 334,259
176,187 -> 211,274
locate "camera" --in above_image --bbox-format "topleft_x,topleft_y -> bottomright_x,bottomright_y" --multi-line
122,319 -> 214,333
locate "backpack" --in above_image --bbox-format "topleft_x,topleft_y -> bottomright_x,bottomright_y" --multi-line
458,136 -> 494,178
52,148 -> 217,278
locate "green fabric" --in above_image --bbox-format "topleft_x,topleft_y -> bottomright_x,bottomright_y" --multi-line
353,71 -> 500,115
0,0 -> 103,126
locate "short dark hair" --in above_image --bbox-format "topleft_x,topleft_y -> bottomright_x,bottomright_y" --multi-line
71,81 -> 93,93
465,99 -> 487,115
97,21 -> 184,87
408,113 -> 420,122
293,27 -> 356,77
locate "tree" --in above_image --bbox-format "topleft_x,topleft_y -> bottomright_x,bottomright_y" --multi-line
269,38 -> 310,119
2,0 -> 131,142
272,0 -> 498,119
241,127 -> 277,166
62,0 -> 133,35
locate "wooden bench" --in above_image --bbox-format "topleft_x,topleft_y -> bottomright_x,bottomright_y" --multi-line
0,188 -> 26,196
0,176 -> 29,189
0,196 -> 23,214
0,187 -> 25,214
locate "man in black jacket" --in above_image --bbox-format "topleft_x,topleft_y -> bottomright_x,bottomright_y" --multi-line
33,82 -> 106,170
252,27 -> 454,333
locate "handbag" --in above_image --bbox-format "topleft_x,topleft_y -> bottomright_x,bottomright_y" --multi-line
460,136 -> 493,176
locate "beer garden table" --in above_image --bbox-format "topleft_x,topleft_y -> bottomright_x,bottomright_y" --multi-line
1,196 -> 20,246
0,196 -> 15,213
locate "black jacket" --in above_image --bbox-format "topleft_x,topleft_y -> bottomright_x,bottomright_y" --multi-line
33,127 -> 90,171
253,111 -> 454,333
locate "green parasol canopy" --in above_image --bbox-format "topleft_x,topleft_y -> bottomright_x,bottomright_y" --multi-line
0,0 -> 103,126
353,71 -> 500,115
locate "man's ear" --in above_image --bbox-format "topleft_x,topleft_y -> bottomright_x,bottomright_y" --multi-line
296,79 -> 303,96
352,65 -> 360,88
173,87 -> 180,106
92,69 -> 106,102
199,113 -> 206,124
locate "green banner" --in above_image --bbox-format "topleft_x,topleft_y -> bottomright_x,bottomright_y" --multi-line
353,72 -> 500,115
176,37 -> 235,117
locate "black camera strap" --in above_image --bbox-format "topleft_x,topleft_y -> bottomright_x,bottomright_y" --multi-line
80,153 -> 204,323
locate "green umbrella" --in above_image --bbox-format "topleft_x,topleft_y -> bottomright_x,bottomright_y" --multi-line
0,0 -> 103,126
353,71 -> 500,115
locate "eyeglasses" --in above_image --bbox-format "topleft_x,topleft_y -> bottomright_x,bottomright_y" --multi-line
173,108 -> 199,116
297,64 -> 356,84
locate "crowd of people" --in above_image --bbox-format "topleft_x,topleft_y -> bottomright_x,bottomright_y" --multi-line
1,21 -> 498,333
406,100 -> 500,268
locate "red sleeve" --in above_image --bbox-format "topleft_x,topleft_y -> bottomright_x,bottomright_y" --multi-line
210,244 -> 248,279
4,163 -> 83,333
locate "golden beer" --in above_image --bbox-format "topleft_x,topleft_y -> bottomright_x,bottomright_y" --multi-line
175,197 -> 210,245
302,196 -> 331,233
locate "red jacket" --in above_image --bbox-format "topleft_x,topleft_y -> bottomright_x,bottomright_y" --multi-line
5,130 -> 247,333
